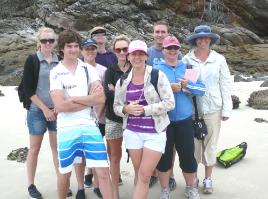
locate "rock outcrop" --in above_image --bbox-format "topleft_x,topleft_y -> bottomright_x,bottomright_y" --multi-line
232,95 -> 240,109
0,0 -> 267,85
260,80 -> 268,87
224,0 -> 268,37
248,89 -> 268,110
7,147 -> 29,163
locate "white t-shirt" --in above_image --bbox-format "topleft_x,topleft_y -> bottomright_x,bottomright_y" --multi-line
50,59 -> 100,129
94,64 -> 107,124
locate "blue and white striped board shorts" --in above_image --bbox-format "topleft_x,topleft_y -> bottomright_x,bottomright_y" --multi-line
57,124 -> 109,174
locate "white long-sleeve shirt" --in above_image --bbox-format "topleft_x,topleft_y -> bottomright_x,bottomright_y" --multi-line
183,50 -> 232,117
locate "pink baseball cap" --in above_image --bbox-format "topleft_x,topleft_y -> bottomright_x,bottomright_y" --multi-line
128,40 -> 148,55
163,36 -> 181,48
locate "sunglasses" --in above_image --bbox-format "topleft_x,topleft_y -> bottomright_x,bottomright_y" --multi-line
92,32 -> 106,37
40,39 -> 55,44
165,45 -> 180,50
114,47 -> 128,54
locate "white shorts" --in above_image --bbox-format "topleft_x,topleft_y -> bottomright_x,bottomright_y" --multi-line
123,129 -> 166,153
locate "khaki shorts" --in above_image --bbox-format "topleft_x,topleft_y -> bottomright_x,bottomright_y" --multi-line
105,118 -> 123,140
194,111 -> 221,166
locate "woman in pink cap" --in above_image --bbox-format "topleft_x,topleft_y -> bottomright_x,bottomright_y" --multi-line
113,40 -> 175,199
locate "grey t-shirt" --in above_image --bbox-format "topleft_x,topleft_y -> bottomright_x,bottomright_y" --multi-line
31,51 -> 59,109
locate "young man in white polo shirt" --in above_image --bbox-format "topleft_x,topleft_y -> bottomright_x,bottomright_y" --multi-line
50,29 -> 113,199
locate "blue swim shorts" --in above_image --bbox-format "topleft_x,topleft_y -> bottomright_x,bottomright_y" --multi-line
57,124 -> 109,174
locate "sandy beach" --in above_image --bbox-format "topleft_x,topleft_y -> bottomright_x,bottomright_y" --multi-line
0,81 -> 267,199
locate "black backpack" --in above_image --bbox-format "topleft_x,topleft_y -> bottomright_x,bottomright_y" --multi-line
18,54 -> 40,109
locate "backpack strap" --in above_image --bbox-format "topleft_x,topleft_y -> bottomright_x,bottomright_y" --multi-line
193,96 -> 199,120
83,66 -> 89,85
150,68 -> 159,96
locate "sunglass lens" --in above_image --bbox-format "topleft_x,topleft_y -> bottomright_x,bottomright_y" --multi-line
115,47 -> 128,53
40,39 -> 55,44
166,46 -> 179,50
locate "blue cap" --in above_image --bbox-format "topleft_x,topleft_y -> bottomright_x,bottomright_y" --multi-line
81,38 -> 98,48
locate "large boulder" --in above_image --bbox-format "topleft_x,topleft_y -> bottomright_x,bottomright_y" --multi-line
212,25 -> 264,46
260,80 -> 268,87
248,89 -> 268,110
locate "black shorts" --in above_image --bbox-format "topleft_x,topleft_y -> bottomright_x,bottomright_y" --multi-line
156,117 -> 197,173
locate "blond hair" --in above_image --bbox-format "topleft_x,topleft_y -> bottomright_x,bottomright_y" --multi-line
112,34 -> 130,50
36,27 -> 56,49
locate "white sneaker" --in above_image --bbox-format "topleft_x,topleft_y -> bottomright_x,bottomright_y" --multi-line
160,187 -> 170,199
185,186 -> 200,199
203,177 -> 213,194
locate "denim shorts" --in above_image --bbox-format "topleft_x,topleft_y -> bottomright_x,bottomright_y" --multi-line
27,106 -> 57,135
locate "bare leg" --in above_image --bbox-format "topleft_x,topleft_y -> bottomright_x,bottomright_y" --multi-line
92,169 -> 98,187
107,138 -> 123,199
183,172 -> 196,186
86,168 -> 93,175
132,147 -> 162,199
74,163 -> 85,190
27,134 -> 44,186
95,167 -> 114,199
58,172 -> 72,199
205,165 -> 213,178
49,131 -> 59,176
128,149 -> 142,186
158,169 -> 171,189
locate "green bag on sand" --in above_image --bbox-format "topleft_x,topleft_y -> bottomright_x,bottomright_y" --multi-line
216,142 -> 247,168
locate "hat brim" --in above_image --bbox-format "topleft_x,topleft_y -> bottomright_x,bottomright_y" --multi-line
163,43 -> 181,48
82,43 -> 98,48
128,48 -> 148,55
186,32 -> 220,46
89,27 -> 106,37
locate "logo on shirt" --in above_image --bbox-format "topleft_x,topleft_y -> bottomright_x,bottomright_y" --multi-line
63,84 -> 77,90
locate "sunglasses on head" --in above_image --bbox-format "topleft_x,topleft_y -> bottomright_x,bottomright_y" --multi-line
92,32 -> 106,37
165,45 -> 180,50
40,39 -> 55,44
114,47 -> 128,54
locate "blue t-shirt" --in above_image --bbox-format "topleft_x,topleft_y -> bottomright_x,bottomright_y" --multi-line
147,47 -> 164,67
147,46 -> 183,67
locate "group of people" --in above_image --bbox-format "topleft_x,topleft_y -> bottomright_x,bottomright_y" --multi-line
22,20 -> 232,199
